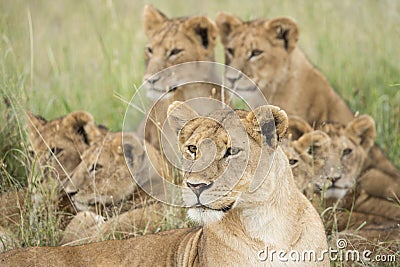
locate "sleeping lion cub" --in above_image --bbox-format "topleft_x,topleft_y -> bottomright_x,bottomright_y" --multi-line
0,103 -> 328,266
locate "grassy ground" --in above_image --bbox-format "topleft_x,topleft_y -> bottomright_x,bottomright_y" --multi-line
0,0 -> 399,265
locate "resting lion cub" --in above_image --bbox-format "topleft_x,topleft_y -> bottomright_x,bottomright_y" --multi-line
140,5 -> 227,150
0,103 -> 328,266
215,12 -> 400,202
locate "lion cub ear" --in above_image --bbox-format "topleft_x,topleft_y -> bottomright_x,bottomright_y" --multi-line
26,111 -> 48,135
167,101 -> 199,140
183,16 -> 217,50
246,105 -> 288,148
215,12 -> 242,46
287,116 -> 313,141
265,17 -> 299,53
345,115 -> 376,151
292,130 -> 330,155
143,5 -> 168,38
62,111 -> 104,145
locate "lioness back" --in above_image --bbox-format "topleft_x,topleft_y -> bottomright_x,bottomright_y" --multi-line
0,227 -> 202,267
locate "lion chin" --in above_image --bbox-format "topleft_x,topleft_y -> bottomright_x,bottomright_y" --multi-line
187,208 -> 224,225
324,188 -> 348,199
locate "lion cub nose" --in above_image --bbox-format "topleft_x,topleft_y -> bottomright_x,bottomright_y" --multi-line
144,74 -> 161,85
186,181 -> 213,196
327,174 -> 342,184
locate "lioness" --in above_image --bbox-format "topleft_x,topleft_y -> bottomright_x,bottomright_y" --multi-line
0,103 -> 329,266
215,13 -> 400,201
140,5 -> 227,150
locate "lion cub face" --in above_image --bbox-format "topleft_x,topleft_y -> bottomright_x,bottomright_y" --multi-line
143,5 -> 217,100
64,132 -> 145,212
26,111 -> 106,183
168,102 -> 288,224
285,115 -> 376,200
317,115 -> 376,199
215,13 -> 298,97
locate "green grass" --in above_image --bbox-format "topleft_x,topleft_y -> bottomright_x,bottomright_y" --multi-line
0,0 -> 399,264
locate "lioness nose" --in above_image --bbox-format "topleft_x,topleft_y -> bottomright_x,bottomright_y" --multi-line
186,181 -> 213,196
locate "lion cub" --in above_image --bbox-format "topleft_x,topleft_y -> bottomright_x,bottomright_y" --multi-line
0,103 -> 328,266
1,111 -> 106,229
215,12 -> 400,204
140,5 -> 227,150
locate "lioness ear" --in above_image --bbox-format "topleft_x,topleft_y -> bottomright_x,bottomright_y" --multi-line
143,5 -> 168,38
265,17 -> 299,52
293,130 -> 330,155
167,101 -> 199,141
26,111 -> 47,135
215,12 -> 242,46
288,116 -> 313,141
345,115 -> 376,151
246,105 -> 288,147
183,16 -> 217,50
62,111 -> 104,145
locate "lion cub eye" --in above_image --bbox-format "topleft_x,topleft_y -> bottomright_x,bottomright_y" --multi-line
187,145 -> 197,155
145,46 -> 153,55
89,164 -> 103,173
50,147 -> 64,156
169,48 -> 183,57
226,48 -> 234,56
249,49 -> 263,59
342,148 -> 353,157
288,159 -> 299,166
224,147 -> 241,158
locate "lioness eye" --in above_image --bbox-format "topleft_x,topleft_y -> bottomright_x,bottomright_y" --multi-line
169,48 -> 183,57
187,145 -> 197,155
224,147 -> 241,158
249,49 -> 263,59
89,164 -> 103,173
342,148 -> 353,157
227,48 -> 234,56
289,159 -> 298,166
146,46 -> 153,54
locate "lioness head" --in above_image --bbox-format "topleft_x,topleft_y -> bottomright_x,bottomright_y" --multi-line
167,101 -> 288,224
215,13 -> 298,97
64,132 -> 145,212
317,115 -> 376,200
26,111 -> 107,183
143,5 -> 218,100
